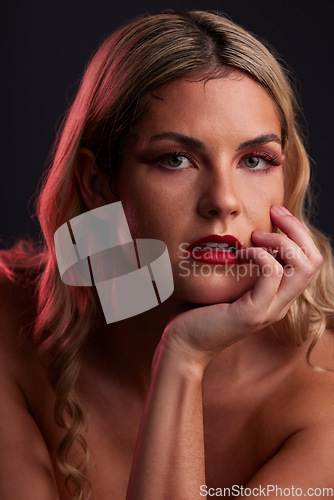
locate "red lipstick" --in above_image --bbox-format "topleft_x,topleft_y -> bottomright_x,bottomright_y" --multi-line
186,234 -> 242,264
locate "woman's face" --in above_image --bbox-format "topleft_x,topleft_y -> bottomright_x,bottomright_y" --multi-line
115,73 -> 284,304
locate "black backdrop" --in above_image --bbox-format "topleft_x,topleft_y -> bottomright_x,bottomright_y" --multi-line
1,0 -> 333,248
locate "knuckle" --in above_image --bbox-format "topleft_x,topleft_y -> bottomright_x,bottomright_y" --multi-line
314,253 -> 324,270
302,262 -> 315,280
267,263 -> 283,279
245,310 -> 267,329
279,234 -> 289,246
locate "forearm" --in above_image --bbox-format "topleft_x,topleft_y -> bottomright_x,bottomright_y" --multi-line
126,339 -> 206,500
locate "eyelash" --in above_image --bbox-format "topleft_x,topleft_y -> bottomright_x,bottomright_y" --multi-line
156,150 -> 281,173
241,151 -> 281,174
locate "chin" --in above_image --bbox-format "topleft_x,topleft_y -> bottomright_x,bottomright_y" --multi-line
173,263 -> 258,305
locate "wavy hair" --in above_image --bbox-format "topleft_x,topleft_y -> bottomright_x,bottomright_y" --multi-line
2,10 -> 334,499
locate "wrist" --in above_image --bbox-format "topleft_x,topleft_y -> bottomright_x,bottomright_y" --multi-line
154,328 -> 212,379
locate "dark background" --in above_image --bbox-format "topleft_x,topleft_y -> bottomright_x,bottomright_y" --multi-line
1,0 -> 333,248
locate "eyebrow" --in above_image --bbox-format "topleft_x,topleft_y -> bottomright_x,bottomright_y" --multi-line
148,132 -> 281,151
236,133 -> 281,150
149,132 -> 206,151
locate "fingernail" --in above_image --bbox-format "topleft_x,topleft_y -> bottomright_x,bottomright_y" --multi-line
272,205 -> 292,216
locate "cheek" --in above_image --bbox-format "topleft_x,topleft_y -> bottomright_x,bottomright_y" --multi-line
246,172 -> 284,224
118,181 -> 174,240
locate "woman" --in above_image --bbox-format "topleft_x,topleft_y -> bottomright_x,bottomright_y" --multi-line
1,9 -> 334,500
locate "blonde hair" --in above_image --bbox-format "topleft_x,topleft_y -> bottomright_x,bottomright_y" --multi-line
2,10 -> 334,499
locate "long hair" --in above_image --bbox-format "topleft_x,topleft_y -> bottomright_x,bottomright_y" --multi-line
2,10 -> 334,499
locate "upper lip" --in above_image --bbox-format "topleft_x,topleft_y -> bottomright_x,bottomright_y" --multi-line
186,234 -> 242,252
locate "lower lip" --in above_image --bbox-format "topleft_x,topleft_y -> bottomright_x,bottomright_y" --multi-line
189,249 -> 238,264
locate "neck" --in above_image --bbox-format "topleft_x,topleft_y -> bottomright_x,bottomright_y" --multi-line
82,294 -> 300,395
83,295 -> 189,394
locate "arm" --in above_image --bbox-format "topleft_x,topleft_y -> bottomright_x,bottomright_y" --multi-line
128,358 -> 334,500
126,207 -> 324,499
126,342 -> 206,499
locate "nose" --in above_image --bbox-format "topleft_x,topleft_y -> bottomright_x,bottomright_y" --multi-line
196,167 -> 241,219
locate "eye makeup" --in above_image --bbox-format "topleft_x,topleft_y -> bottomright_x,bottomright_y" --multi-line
238,150 -> 282,174
151,148 -> 282,174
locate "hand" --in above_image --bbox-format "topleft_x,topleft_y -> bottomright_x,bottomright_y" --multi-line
160,205 -> 323,368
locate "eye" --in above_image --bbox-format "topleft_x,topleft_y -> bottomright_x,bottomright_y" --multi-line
244,156 -> 262,169
158,151 -> 194,170
240,152 -> 281,172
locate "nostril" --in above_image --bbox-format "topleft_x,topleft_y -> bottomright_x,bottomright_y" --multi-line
197,188 -> 241,219
207,208 -> 237,216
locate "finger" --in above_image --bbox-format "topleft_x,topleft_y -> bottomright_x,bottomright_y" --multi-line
252,230 -> 317,303
236,246 -> 283,311
252,231 -> 311,271
268,205 -> 323,266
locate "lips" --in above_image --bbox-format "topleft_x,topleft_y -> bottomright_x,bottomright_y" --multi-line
186,234 -> 242,264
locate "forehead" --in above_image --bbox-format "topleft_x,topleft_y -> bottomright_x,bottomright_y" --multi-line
134,73 -> 282,147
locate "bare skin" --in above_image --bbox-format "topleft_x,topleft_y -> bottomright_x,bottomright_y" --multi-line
1,74 -> 334,499
1,281 -> 334,499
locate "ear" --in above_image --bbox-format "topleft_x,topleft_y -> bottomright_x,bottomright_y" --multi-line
75,148 -> 118,210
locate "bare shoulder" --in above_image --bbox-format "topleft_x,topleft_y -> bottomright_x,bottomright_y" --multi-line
0,269 -> 50,419
268,328 -> 334,435
0,271 -> 59,499
302,328 -> 334,415
245,332 -> 334,491
0,268 -> 35,333
0,269 -> 38,370
295,328 -> 334,406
